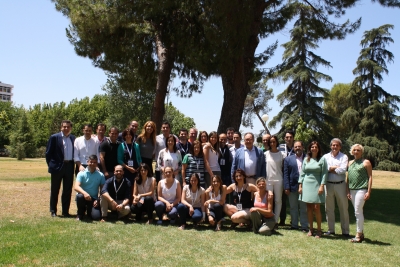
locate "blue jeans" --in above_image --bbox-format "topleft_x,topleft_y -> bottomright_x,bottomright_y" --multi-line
288,191 -> 308,229
177,203 -> 202,225
154,201 -> 178,220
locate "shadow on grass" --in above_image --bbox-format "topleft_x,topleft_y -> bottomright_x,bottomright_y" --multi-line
362,188 -> 400,226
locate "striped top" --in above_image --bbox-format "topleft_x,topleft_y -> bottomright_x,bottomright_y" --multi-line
348,159 -> 369,190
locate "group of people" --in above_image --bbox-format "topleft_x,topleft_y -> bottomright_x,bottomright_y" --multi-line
46,120 -> 372,242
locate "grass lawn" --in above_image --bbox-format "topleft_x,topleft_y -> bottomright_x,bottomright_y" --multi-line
0,158 -> 399,266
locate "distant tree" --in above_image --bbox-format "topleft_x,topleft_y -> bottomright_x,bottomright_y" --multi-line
163,102 -> 196,136
345,24 -> 400,168
294,118 -> 315,145
6,111 -> 36,159
242,78 -> 273,133
324,83 -> 353,139
0,102 -> 21,148
102,78 -> 155,130
269,4 -> 336,148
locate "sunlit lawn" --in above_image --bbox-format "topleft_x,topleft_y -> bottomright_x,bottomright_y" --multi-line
0,158 -> 399,266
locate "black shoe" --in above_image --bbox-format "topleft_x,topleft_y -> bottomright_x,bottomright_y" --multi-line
62,213 -> 71,217
290,226 -> 299,230
76,215 -> 82,221
51,212 -> 57,217
342,233 -> 350,237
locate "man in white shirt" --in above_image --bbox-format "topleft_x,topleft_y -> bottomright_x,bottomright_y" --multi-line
229,132 -> 244,161
323,138 -> 350,237
74,124 -> 100,173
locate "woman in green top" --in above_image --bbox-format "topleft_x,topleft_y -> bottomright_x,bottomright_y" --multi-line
347,144 -> 372,243
298,141 -> 327,238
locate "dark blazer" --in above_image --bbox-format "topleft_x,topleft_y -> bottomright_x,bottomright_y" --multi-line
283,154 -> 305,192
231,146 -> 266,178
46,132 -> 75,173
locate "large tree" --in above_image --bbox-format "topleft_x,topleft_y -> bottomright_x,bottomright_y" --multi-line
343,24 -> 400,169
52,0 -> 207,132
268,4 -> 340,147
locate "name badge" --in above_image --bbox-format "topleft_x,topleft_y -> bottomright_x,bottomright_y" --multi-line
127,160 -> 134,167
220,159 -> 225,166
236,204 -> 242,211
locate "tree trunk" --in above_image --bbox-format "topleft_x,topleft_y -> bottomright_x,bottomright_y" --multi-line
217,2 -> 264,133
151,33 -> 176,134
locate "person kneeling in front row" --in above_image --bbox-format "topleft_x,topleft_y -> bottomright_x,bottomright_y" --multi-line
100,165 -> 132,221
74,155 -> 105,221
250,177 -> 275,235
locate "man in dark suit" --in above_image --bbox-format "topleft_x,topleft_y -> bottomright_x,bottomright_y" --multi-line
46,120 -> 76,217
283,140 -> 308,231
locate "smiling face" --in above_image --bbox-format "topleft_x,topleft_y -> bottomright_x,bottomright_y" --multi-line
163,167 -> 173,179
285,133 -> 294,147
244,134 -> 254,149
61,122 -> 72,136
294,141 -> 303,157
130,121 -> 139,133
209,134 -> 217,145
331,141 -> 341,156
193,144 -> 201,156
161,124 -> 170,136
200,133 -> 208,143
190,175 -> 199,187
167,136 -> 175,149
269,137 -> 278,149
310,144 -> 319,155
219,133 -> 227,147
82,126 -> 93,140
145,123 -> 154,134
256,179 -> 266,190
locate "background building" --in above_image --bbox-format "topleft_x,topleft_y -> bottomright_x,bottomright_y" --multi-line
0,82 -> 13,102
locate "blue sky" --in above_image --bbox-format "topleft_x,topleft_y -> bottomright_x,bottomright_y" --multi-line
1,1 -> 398,135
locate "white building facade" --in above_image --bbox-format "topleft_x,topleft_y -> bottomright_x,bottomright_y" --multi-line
0,82 -> 14,102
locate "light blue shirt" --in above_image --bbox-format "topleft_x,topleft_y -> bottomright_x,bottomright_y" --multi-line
61,131 -> 73,160
76,169 -> 105,199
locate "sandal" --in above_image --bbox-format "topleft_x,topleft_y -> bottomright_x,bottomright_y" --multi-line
178,225 -> 185,230
315,230 -> 322,239
350,235 -> 363,243
307,229 -> 313,237
215,223 -> 221,231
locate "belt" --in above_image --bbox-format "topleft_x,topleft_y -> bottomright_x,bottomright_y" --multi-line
328,181 -> 344,184
64,160 -> 74,163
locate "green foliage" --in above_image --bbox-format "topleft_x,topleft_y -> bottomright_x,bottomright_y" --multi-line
375,160 -> 400,172
269,4 -> 335,145
102,77 -> 154,130
294,118 -> 315,145
163,102 -> 195,135
346,24 -> 400,168
0,102 -> 21,148
242,78 -> 274,131
6,111 -> 36,160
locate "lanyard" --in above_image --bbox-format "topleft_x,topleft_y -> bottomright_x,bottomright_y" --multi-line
193,156 -> 200,170
219,146 -> 226,156
180,142 -> 189,154
236,185 -> 244,204
113,178 -> 124,201
125,142 -> 133,159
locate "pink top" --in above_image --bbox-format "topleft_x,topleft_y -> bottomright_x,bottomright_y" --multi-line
254,192 -> 268,209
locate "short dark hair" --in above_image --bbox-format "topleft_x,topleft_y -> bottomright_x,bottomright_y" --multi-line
122,128 -> 135,140
109,126 -> 119,133
226,127 -> 235,132
88,154 -> 98,161
179,128 -> 188,135
189,173 -> 201,190
97,123 -> 106,131
162,121 -> 171,128
285,130 -> 295,137
233,131 -> 241,139
165,134 -> 177,152
61,120 -> 73,127
233,169 -> 247,185
82,124 -> 92,129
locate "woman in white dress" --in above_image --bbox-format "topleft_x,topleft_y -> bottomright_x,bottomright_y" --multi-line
157,134 -> 182,180
264,135 -> 286,227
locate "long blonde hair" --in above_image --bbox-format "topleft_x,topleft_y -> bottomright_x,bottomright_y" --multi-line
137,121 -> 156,146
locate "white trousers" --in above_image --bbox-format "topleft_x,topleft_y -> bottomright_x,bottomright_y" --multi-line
267,179 -> 282,223
350,189 -> 367,233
